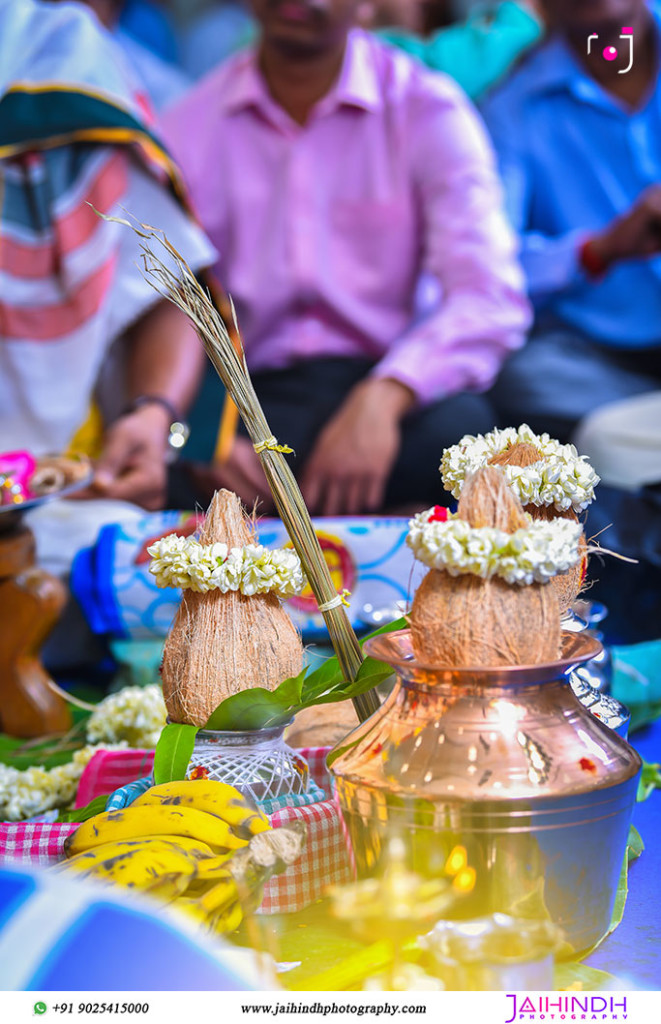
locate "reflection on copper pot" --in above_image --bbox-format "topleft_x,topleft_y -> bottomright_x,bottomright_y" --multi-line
329,630 -> 641,957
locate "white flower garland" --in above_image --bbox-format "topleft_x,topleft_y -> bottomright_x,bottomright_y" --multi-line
407,508 -> 583,585
86,685 -> 166,750
147,536 -> 306,597
440,424 -> 599,513
0,686 -> 166,822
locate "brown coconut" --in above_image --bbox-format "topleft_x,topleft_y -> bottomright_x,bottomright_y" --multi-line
286,701 -> 359,749
409,467 -> 562,667
489,440 -> 587,613
161,489 -> 304,726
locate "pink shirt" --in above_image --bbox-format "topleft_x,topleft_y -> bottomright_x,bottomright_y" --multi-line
163,30 -> 530,404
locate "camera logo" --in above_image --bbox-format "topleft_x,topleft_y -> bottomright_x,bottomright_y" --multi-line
587,26 -> 634,72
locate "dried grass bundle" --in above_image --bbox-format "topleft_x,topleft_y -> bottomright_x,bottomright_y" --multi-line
161,490 -> 304,726
409,467 -> 561,667
109,215 -> 378,722
488,441 -> 586,613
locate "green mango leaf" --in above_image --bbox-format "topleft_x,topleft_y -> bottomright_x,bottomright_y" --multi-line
554,961 -> 616,991
630,702 -> 661,733
203,615 -> 408,732
152,722 -> 199,785
637,761 -> 661,802
325,732 -> 364,768
205,669 -> 308,731
299,614 -> 406,704
57,794 -> 110,824
627,823 -> 644,861
360,615 -> 408,644
607,824 -> 644,937
308,657 -> 394,707
300,658 -> 345,704
572,824 -> 644,962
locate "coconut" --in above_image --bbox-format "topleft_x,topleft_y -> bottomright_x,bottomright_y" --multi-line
161,489 -> 304,726
409,467 -> 562,667
286,701 -> 359,749
488,440 -> 586,613
489,441 -> 543,470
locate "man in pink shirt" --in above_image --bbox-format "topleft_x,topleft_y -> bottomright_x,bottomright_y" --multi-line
164,0 -> 530,515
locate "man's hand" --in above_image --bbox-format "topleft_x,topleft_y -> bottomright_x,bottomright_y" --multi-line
301,378 -> 414,516
185,436 -> 274,512
210,436 -> 273,510
590,186 -> 661,269
90,404 -> 171,510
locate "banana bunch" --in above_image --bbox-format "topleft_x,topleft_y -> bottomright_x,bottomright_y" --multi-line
58,780 -> 305,936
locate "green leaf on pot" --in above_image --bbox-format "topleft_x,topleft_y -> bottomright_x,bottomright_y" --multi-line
360,615 -> 407,641
57,794 -> 110,823
627,823 -> 644,861
637,761 -> 661,801
307,657 -> 394,707
152,722 -> 199,785
606,824 -> 644,938
205,670 -> 308,731
554,962 -> 616,991
203,615 -> 406,732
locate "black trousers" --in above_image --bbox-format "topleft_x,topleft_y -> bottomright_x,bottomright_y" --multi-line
172,358 -> 496,511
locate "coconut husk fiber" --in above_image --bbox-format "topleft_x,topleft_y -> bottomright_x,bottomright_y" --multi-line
161,489 -> 304,726
489,440 -> 587,613
286,700 -> 359,750
409,467 -> 561,667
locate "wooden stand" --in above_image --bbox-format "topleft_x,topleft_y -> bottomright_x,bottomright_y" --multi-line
0,523 -> 71,738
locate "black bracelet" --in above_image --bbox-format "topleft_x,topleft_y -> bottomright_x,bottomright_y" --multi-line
124,394 -> 180,422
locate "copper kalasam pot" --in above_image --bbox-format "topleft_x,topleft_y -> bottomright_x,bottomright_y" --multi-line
329,630 -> 641,957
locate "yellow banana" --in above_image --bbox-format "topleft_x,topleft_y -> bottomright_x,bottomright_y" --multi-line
60,837 -> 160,869
192,852 -> 234,880
59,839 -> 197,903
131,780 -> 271,837
174,889 -> 242,934
171,870 -> 239,930
197,872 -> 238,916
140,871 -> 194,904
62,838 -> 183,874
211,899 -> 243,934
178,852 -> 235,898
64,804 -> 249,859
172,896 -> 212,928
67,834 -> 214,861
143,835 -> 216,860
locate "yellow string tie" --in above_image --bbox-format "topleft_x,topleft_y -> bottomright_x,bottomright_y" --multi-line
318,589 -> 352,612
253,435 -> 294,455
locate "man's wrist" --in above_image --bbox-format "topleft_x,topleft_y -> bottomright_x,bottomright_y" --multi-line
359,377 -> 416,419
122,395 -> 190,453
124,394 -> 181,423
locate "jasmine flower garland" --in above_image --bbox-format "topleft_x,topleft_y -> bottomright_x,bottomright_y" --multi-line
0,686 -> 166,822
86,684 -> 166,750
147,537 -> 306,597
407,508 -> 583,586
441,424 -> 599,513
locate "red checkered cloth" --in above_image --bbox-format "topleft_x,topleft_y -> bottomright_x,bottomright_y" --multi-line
75,749 -> 155,807
261,796 -> 352,914
0,746 -> 353,913
0,822 -> 76,866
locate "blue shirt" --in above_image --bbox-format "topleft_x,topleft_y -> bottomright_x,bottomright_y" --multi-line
481,9 -> 661,347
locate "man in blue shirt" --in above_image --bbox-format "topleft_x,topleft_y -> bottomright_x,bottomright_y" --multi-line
482,0 -> 661,442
